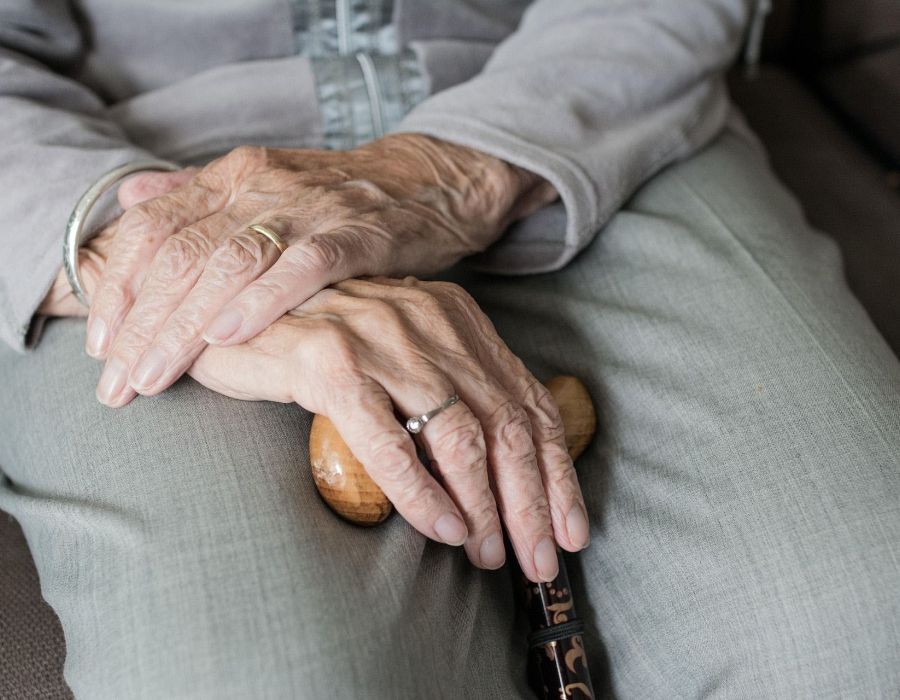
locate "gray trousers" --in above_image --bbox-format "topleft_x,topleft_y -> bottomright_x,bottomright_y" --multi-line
2,125 -> 899,699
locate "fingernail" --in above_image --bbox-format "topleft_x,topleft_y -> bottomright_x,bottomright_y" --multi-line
479,533 -> 505,569
204,308 -> 243,344
96,358 -> 128,405
86,317 -> 109,357
131,347 -> 167,391
533,537 -> 559,581
434,513 -> 467,546
566,503 -> 590,549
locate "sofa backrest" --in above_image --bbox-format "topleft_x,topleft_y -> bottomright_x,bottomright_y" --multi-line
763,0 -> 900,63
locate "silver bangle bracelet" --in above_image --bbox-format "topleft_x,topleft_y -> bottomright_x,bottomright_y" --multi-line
63,159 -> 180,307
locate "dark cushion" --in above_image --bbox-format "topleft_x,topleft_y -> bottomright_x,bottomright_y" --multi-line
817,0 -> 900,56
817,45 -> 900,166
731,66 -> 900,354
761,0 -> 799,60
0,514 -> 70,699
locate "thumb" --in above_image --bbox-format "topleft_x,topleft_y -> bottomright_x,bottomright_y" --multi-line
117,167 -> 199,209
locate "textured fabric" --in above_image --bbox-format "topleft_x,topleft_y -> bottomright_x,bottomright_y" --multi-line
2,125 -> 899,698
396,0 -> 753,275
0,515 -> 70,700
312,49 -> 427,150
5,64 -> 900,699
0,0 -> 757,351
289,0 -> 398,56
108,56 -> 323,165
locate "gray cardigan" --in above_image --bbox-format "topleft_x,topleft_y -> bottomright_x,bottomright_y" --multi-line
0,0 -> 755,351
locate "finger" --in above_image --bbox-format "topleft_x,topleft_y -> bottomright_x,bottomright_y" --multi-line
322,277 -> 558,579
326,382 -> 470,548
455,374 -> 558,583
203,228 -> 367,346
117,168 -> 199,209
377,365 -> 504,571
86,177 -> 229,359
462,299 -> 589,553
96,209 -> 242,407
503,364 -> 589,552
128,229 -> 281,395
187,327 -> 299,404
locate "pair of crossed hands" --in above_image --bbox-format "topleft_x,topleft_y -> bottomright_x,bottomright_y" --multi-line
41,133 -> 588,583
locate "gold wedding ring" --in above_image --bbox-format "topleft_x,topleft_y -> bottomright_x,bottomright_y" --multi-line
247,223 -> 288,254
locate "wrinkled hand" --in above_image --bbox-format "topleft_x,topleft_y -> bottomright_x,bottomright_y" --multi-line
186,277 -> 589,582
87,135 -> 557,408
39,168 -> 197,317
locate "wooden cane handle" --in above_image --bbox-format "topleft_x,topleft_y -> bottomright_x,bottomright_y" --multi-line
309,375 -> 597,526
309,414 -> 393,526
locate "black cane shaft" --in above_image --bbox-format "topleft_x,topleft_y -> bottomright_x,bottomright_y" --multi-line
512,547 -> 595,700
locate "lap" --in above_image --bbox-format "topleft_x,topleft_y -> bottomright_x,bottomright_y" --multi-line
0,318 -> 529,699
457,124 -> 900,696
2,124 -> 899,698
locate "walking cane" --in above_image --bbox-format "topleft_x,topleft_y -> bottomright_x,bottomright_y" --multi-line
309,376 -> 597,699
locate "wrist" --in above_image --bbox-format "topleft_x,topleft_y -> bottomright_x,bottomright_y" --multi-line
405,134 -> 558,244
39,225 -> 115,317
502,161 -> 560,228
38,248 -> 105,317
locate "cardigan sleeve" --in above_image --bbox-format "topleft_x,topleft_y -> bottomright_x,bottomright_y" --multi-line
395,0 -> 755,274
0,2 -> 156,351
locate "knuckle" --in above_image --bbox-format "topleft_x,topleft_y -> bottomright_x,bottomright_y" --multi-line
433,281 -> 477,310
314,324 -> 360,374
545,456 -> 579,496
118,199 -> 186,247
512,493 -> 552,527
118,203 -> 160,241
368,436 -> 422,490
337,178 -> 392,207
284,235 -> 341,275
113,323 -> 156,358
446,282 -> 477,307
433,421 -> 486,476
529,383 -> 567,443
155,230 -> 210,281
93,282 -> 133,317
364,298 -> 404,330
209,235 -> 266,276
492,400 -> 535,456
471,499 -> 500,528
368,431 -> 409,466
463,499 -> 500,535
226,145 -> 269,171
242,273 -> 292,305
410,288 -> 445,319
162,313 -> 203,346
120,173 -> 157,201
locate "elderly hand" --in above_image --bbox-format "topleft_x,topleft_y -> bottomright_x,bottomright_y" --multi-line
86,135 -> 557,408
39,168 -> 197,318
184,276 -> 588,582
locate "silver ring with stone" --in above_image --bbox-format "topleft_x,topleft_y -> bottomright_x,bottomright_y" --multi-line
405,394 -> 460,434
